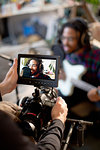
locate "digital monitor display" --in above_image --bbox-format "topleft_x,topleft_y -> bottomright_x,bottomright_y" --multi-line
17,54 -> 59,87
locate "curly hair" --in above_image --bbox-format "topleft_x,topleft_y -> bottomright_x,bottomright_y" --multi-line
57,17 -> 91,49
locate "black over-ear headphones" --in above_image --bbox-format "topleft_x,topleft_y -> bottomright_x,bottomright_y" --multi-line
71,17 -> 90,47
38,59 -> 44,73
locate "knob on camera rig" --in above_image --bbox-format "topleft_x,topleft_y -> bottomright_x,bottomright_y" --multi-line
18,86 -> 57,141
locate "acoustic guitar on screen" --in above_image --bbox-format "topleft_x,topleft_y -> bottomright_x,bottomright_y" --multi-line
58,59 -> 97,96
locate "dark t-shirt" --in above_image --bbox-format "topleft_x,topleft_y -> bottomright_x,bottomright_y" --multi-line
31,73 -> 51,80
22,67 -> 51,80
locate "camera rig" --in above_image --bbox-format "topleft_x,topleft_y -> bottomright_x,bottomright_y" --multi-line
19,86 -> 57,141
19,85 -> 93,147
17,54 -> 93,148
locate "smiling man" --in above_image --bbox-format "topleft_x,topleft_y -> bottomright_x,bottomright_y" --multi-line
22,58 -> 51,80
52,17 -> 100,112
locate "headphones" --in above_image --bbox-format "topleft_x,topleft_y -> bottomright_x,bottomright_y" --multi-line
75,18 -> 90,47
38,60 -> 44,73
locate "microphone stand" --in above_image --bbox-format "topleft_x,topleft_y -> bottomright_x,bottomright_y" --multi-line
0,54 -> 20,103
63,118 -> 93,150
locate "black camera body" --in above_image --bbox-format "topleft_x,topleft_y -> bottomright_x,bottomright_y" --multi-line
19,87 -> 57,141
17,54 -> 59,141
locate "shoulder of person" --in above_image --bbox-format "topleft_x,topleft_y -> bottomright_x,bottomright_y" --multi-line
91,45 -> 100,51
91,46 -> 100,56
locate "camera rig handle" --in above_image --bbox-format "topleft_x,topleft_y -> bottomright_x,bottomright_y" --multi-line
63,118 -> 93,150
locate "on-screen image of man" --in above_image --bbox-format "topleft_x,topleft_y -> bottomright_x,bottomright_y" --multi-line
22,58 -> 51,80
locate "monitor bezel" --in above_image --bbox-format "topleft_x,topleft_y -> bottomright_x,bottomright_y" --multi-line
17,54 -> 60,87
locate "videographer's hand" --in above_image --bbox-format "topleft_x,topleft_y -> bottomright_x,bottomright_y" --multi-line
0,58 -> 18,96
59,68 -> 66,80
51,97 -> 68,124
0,101 -> 22,122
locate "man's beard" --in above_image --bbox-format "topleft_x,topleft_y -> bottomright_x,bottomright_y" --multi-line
31,70 -> 39,76
63,45 -> 73,54
63,45 -> 81,54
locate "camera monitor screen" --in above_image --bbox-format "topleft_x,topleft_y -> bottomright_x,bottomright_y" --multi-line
17,54 -> 60,87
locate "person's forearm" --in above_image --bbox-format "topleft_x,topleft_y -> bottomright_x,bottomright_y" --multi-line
0,82 -> 5,96
37,119 -> 64,150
